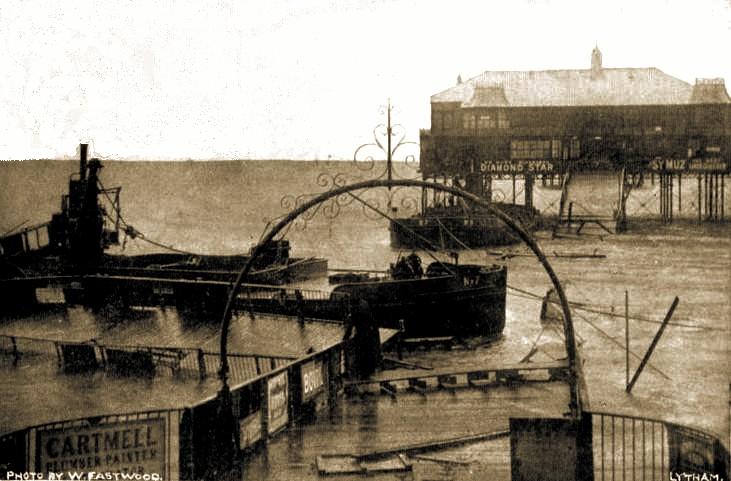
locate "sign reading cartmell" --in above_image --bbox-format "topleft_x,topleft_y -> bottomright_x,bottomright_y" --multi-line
36,418 -> 165,476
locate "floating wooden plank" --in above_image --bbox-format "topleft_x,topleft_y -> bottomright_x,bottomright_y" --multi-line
316,455 -> 362,475
408,378 -> 428,395
382,356 -> 433,371
318,429 -> 510,471
438,375 -> 459,392
361,455 -> 411,474
316,454 -> 411,476
379,381 -> 397,398
411,454 -> 471,466
401,336 -> 454,350
496,369 -> 522,383
348,360 -> 567,387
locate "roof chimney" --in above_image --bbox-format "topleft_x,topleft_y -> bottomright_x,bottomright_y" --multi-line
591,45 -> 603,79
457,74 -> 463,85
79,143 -> 88,180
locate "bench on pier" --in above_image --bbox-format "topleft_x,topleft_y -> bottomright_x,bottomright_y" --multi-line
556,211 -> 615,235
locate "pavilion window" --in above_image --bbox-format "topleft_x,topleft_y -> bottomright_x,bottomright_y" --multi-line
551,139 -> 561,159
510,140 -> 553,159
463,113 -> 476,131
478,113 -> 495,129
497,110 -> 510,129
432,112 -> 443,131
570,138 -> 581,159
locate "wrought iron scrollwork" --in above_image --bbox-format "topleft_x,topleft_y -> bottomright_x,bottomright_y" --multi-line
270,101 -> 421,232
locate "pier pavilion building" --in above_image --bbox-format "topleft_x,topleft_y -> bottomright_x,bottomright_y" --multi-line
419,48 -> 730,223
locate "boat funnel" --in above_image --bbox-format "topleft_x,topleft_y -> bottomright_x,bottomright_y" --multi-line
79,143 -> 88,180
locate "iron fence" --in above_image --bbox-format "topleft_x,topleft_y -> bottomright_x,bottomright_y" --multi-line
590,411 -> 729,481
0,334 -> 294,383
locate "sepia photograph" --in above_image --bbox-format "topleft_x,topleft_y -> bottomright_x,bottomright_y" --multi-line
0,1 -> 729,480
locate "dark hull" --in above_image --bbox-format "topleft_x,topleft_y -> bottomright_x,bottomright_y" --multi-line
331,264 -> 507,339
390,203 -> 543,249
97,252 -> 328,285
0,263 -> 506,341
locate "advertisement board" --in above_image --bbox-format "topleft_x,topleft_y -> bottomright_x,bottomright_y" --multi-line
239,411 -> 263,450
480,159 -> 558,174
266,372 -> 288,434
300,360 -> 325,402
37,418 -> 165,477
647,157 -> 728,173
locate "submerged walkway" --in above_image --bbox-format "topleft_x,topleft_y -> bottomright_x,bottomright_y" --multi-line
243,382 -> 570,481
0,309 -> 347,434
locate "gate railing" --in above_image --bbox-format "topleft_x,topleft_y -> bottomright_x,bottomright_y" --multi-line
589,410 -> 729,481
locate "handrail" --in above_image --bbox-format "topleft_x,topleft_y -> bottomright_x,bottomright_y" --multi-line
587,409 -> 729,446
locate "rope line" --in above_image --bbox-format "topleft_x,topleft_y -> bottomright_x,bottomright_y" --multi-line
97,179 -> 200,256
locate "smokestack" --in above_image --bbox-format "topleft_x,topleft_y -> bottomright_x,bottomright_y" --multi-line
79,143 -> 88,180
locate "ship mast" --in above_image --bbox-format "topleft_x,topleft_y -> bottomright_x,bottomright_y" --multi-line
386,98 -> 392,209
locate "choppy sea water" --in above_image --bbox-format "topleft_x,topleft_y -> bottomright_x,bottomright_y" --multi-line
0,160 -> 728,448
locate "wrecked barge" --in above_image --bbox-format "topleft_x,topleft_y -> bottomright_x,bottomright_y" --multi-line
0,144 -> 507,341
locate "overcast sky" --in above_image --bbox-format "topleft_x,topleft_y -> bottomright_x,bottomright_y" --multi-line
1,0 -> 729,160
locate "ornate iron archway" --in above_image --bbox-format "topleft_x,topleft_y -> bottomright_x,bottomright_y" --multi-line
212,178 -> 582,471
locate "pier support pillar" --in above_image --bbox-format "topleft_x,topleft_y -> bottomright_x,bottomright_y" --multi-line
659,172 -> 673,223
700,173 -> 725,222
524,174 -> 534,210
344,300 -> 382,380
484,175 -> 492,202
615,168 -> 628,233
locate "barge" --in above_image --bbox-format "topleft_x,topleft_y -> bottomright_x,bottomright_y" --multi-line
390,202 -> 543,249
239,253 -> 507,340
0,144 -> 327,285
1,144 -> 507,341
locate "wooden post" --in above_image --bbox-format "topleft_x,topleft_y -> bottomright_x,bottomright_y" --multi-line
625,291 -> 629,388
11,336 -> 19,366
626,297 -> 679,393
677,173 -> 682,213
662,174 -> 667,221
197,348 -> 207,380
722,174 -> 725,221
524,174 -> 534,209
512,175 -> 516,204
295,289 -> 305,325
616,168 -> 627,233
698,174 -> 702,223
567,202 -> 574,228
659,174 -> 664,221
255,356 -> 262,375
703,174 -> 711,217
715,174 -> 719,220
669,173 -> 673,222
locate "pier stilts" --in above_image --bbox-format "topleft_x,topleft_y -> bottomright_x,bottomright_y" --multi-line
524,174 -> 534,210
722,174 -> 725,220
625,291 -> 629,389
615,168 -> 629,233
659,172 -> 674,223
677,173 -> 681,213
698,174 -> 702,223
